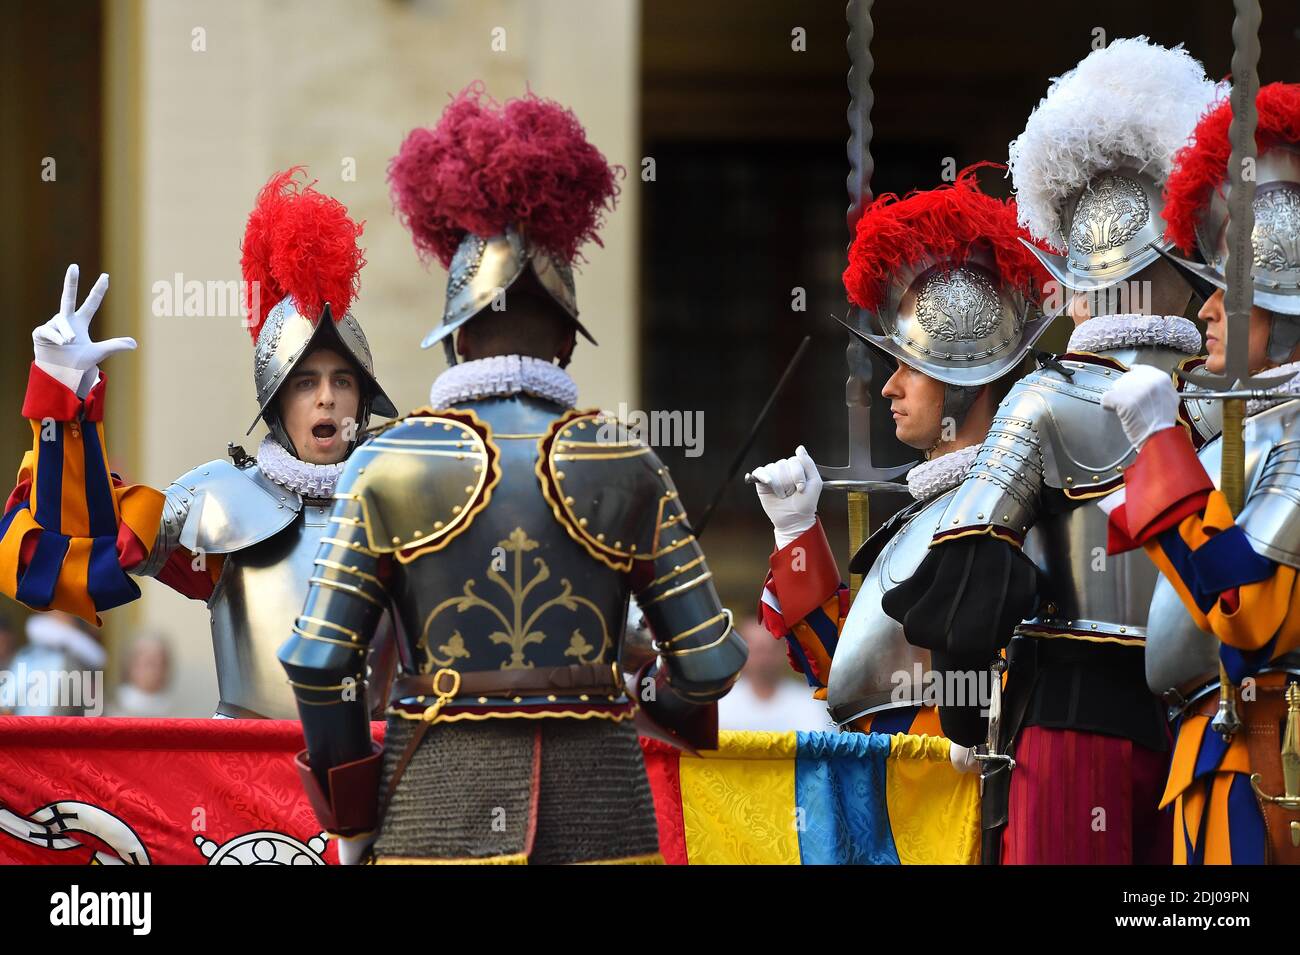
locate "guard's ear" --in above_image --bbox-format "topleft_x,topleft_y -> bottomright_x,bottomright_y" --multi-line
455,325 -> 473,361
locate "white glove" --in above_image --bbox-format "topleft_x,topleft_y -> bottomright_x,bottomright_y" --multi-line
752,445 -> 822,550
32,264 -> 137,398
1100,364 -> 1179,450
335,832 -> 376,865
949,743 -> 980,774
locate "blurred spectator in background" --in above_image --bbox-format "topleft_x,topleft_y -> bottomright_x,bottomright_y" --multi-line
107,634 -> 177,718
0,614 -> 18,715
719,615 -> 830,732
3,611 -> 106,716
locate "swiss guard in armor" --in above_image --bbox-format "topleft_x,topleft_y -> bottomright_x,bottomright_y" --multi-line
752,169 -> 1051,762
0,169 -> 398,720
880,38 -> 1222,864
1103,82 -> 1300,865
278,87 -> 748,865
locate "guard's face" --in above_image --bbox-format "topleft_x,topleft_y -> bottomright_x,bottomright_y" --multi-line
1198,288 -> 1275,374
881,361 -> 946,450
278,346 -> 361,464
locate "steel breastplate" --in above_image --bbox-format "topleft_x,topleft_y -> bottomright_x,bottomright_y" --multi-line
385,396 -> 633,683
208,502 -> 334,719
826,492 -> 949,727
1146,397 -> 1300,696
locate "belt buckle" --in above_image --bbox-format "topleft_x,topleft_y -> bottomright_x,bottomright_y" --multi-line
421,668 -> 462,722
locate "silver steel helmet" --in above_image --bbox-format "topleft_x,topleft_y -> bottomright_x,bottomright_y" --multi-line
1170,147 -> 1300,348
247,295 -> 399,453
846,246 -> 1052,389
420,228 -> 598,362
1024,167 -> 1171,297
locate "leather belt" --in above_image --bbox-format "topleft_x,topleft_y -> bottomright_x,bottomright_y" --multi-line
1191,676 -> 1300,865
389,662 -> 624,706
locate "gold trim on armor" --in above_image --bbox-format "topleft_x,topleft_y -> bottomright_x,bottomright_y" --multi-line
662,609 -> 731,648
644,554 -> 706,590
319,536 -> 380,557
1017,627 -> 1146,648
297,615 -> 363,642
291,626 -> 366,651
314,557 -> 385,588
308,575 -> 386,608
642,571 -> 714,606
649,533 -> 698,560
386,705 -> 635,725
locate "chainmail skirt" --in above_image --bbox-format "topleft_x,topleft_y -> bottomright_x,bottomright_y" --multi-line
373,715 -> 662,864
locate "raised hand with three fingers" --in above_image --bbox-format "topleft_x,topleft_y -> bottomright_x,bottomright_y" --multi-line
32,264 -> 137,398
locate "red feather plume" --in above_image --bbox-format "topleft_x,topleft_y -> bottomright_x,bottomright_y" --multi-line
1163,82 -> 1300,253
387,82 -> 622,268
240,167 -> 366,343
843,164 -> 1048,312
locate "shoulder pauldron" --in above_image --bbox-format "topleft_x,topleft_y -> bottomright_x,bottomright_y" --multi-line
335,407 -> 501,562
535,409 -> 678,572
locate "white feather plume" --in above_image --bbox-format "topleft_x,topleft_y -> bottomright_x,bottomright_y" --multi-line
1007,37 -> 1221,248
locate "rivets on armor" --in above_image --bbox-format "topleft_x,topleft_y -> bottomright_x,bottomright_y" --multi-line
1119,626 -> 1127,633
977,513 -> 984,520
1193,415 -> 1201,422
435,521 -> 444,529
547,695 -> 557,702
576,422 -> 586,430
392,537 -> 400,544
597,533 -> 605,542
413,530 -> 422,538
201,470 -> 208,476
615,541 -> 622,549
556,471 -> 566,480
357,468 -> 365,475
473,464 -> 482,473
630,545 -> 637,552
579,517 -> 589,527
452,505 -> 463,515
952,518 -> 959,524
443,423 -> 453,431
1091,623 -> 1098,630
512,696 -> 523,704
478,697 -> 488,704
564,496 -> 575,505
579,694 -> 590,702
1091,475 -> 1099,483
464,485 -> 474,494
1002,515 -> 1009,521
1065,477 -> 1074,485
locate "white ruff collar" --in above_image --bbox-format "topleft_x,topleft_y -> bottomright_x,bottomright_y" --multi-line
1067,314 -> 1202,356
428,354 -> 577,409
906,444 -> 980,501
1246,360 -> 1300,417
256,436 -> 344,498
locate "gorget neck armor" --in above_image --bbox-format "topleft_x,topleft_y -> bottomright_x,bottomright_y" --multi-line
255,435 -> 345,499
1066,314 -> 1203,356
428,354 -> 578,409
906,444 -> 979,501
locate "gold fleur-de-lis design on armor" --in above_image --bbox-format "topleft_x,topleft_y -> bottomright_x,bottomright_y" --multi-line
420,527 -> 612,671
437,632 -> 471,660
565,631 -> 595,659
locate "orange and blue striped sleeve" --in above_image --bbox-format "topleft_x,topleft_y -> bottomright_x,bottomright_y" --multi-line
758,518 -> 849,700
1107,425 -> 1293,681
0,364 -> 165,626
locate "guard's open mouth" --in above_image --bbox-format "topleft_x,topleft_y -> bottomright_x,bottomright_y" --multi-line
312,423 -> 337,439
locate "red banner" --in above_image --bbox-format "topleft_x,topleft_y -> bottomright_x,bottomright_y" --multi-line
0,717 -> 383,865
